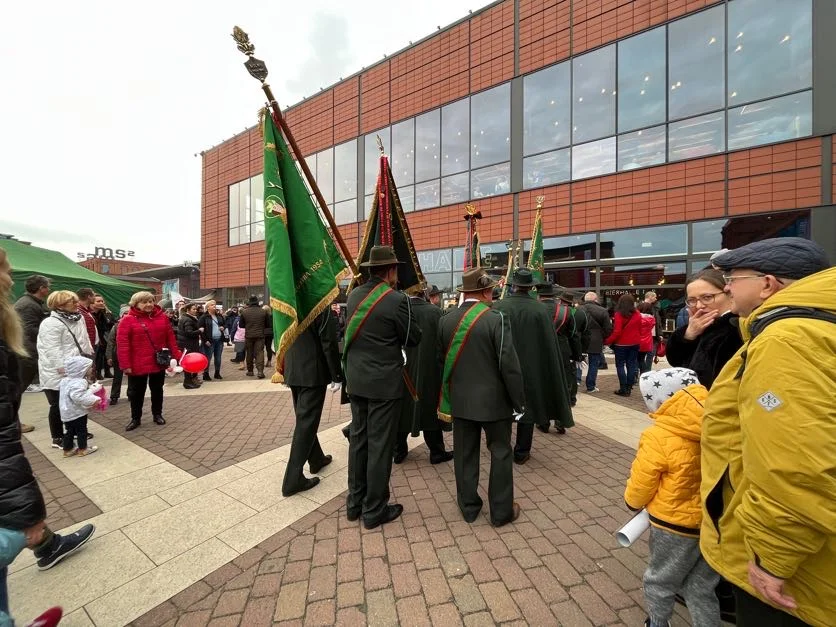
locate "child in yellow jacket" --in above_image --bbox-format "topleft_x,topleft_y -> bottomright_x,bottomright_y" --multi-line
625,367 -> 720,627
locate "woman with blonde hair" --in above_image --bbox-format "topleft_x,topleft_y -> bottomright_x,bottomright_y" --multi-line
197,300 -> 225,381
37,289 -> 94,447
117,291 -> 181,431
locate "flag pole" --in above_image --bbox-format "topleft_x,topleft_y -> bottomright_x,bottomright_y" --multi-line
231,26 -> 359,278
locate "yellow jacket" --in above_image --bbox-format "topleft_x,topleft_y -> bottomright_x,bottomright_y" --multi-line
700,267 -> 836,627
625,385 -> 707,535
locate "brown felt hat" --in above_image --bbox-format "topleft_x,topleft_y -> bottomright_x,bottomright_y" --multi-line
359,245 -> 403,268
457,268 -> 499,293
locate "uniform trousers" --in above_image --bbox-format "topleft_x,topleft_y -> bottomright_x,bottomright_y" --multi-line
453,417 -> 513,525
394,429 -> 446,461
347,396 -> 400,525
245,337 -> 265,373
282,386 -> 329,493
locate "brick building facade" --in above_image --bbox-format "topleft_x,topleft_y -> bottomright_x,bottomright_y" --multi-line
201,0 -> 836,315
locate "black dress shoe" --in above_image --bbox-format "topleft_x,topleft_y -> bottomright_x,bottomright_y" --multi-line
430,451 -> 454,464
393,450 -> 408,464
153,414 -> 166,425
87,432 -> 94,439
513,453 -> 530,465
554,426 -> 566,435
346,509 -> 361,522
341,425 -> 351,440
109,398 -> 119,405
125,420 -> 140,432
363,504 -> 404,530
309,455 -> 332,474
214,373 -> 223,380
282,476 -> 320,497
536,424 -> 550,434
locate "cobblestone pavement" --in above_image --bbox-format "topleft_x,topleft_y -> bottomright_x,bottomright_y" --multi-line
22,438 -> 102,532
132,421 -> 692,627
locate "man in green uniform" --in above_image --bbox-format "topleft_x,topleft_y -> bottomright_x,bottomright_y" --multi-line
438,268 -> 525,526
560,288 -> 589,406
394,288 -> 453,465
494,270 -> 572,463
344,246 -> 422,529
281,309 -> 342,497
536,282 -> 574,431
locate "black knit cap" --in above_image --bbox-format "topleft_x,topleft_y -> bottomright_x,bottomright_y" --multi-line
711,237 -> 830,280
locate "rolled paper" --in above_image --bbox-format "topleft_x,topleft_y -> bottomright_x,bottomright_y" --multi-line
615,509 -> 650,547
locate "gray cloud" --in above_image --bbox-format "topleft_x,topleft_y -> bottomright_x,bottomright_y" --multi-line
283,14 -> 355,101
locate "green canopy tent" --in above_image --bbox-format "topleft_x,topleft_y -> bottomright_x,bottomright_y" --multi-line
2,238 -> 148,310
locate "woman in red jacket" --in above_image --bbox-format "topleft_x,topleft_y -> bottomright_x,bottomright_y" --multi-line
604,294 -> 642,397
117,292 -> 182,431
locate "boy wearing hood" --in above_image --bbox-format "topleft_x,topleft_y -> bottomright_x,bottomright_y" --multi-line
59,356 -> 101,457
625,367 -> 720,627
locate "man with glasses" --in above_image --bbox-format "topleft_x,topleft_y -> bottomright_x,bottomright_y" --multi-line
700,237 -> 834,626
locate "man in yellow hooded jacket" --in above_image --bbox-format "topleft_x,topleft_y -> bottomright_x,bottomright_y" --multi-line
702,237 -> 834,627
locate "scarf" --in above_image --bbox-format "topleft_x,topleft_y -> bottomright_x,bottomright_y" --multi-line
55,310 -> 82,322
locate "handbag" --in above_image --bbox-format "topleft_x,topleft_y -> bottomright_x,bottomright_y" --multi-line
55,318 -> 94,360
139,321 -> 171,368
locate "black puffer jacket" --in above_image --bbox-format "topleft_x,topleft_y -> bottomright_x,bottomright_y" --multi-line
0,339 -> 47,529
177,314 -> 202,352
665,312 -> 743,389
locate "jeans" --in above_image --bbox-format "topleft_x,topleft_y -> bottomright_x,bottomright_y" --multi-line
63,415 -> 89,451
42,389 -> 63,440
127,371 -> 166,421
613,344 -> 640,390
203,338 -> 224,374
639,351 -> 655,374
0,528 -> 28,627
585,353 -> 604,390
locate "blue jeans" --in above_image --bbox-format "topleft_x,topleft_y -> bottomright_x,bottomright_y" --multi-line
585,353 -> 604,390
1,528 -> 28,626
203,338 -> 224,374
613,345 -> 640,390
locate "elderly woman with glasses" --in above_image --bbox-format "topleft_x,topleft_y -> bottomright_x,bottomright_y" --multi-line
665,268 -> 743,389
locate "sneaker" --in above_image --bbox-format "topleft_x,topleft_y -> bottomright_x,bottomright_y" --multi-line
20,423 -> 35,433
77,446 -> 98,456
25,384 -> 42,393
63,449 -> 77,458
25,606 -> 63,627
586,387 -> 600,393
36,523 -> 96,570
51,438 -> 62,449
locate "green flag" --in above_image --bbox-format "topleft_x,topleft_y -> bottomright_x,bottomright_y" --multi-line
528,206 -> 544,284
262,111 -> 347,382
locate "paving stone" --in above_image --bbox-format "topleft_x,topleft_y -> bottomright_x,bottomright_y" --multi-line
337,581 -> 365,608
174,610 -> 212,626
478,581 -> 522,623
274,581 -> 308,621
512,588 -> 555,624
335,607 -> 367,626
365,589 -> 398,627
550,600 -> 594,627
411,540 -> 440,570
525,566 -> 569,604
385,536 -> 413,564
171,581 -> 213,610
449,574 -> 487,613
492,556 -> 532,591
437,546 -> 468,578
584,571 -> 635,610
463,551 -> 500,583
282,559 -> 312,584
250,573 -> 282,598
303,599 -> 335,627
307,565 -> 337,601
391,562 -> 422,598
363,556 -> 391,591
362,531 -> 387,557
569,584 -> 619,625
239,597 -> 276,627
542,552 -> 584,586
418,567 -> 453,605
311,537 -> 337,567
429,603 -> 465,627
395,595 -> 431,626
207,617 -> 239,627
213,589 -> 248,617
337,550 -> 362,583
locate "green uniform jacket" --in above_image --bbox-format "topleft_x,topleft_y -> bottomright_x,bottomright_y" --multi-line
398,297 -> 448,435
540,299 -> 582,362
493,293 -> 573,427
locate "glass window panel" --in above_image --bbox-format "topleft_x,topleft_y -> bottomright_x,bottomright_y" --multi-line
668,5 -> 725,120
238,225 -> 251,245
599,262 -> 687,287
523,62 -> 571,156
441,99 -> 469,176
523,149 -> 570,190
391,119 -> 415,185
417,248 -> 453,274
251,174 -> 264,223
334,199 -> 357,226
471,83 -> 511,169
479,242 -> 509,270
572,45 -> 616,143
229,228 -> 240,246
471,162 -> 510,199
238,181 -> 250,226
692,220 -> 725,253
728,0 -> 812,105
668,111 -> 725,161
549,267 -> 595,290
365,129 -> 389,194
296,158 -> 314,195
727,91 -> 812,151
600,225 -> 687,259
397,184 -> 415,213
618,26 -> 666,132
333,140 -> 357,203
229,183 -> 240,228
316,148 -> 333,204
452,247 -> 466,273
423,271 -> 454,294
364,194 -> 374,220
441,172 -> 469,205
618,125 -> 666,171
251,221 -> 265,242
541,234 -> 598,263
415,110 -> 440,182
415,179 -> 440,211
572,137 -> 616,180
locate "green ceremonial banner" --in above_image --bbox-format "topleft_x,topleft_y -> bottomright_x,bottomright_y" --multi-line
529,207 -> 544,284
262,112 -> 347,382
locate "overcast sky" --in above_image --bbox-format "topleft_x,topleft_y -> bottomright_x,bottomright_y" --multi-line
0,0 -> 480,265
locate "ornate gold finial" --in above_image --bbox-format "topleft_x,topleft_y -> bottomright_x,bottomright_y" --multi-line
535,195 -> 545,209
257,107 -> 267,137
232,26 -> 269,82
465,203 -> 477,216
376,134 -> 384,155
463,203 -> 482,221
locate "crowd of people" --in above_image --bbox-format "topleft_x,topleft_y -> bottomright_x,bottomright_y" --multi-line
0,234 -> 833,626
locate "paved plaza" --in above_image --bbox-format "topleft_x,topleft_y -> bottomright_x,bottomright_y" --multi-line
9,347 -> 694,626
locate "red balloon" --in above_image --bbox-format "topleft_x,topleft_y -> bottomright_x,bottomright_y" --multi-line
180,352 -> 208,373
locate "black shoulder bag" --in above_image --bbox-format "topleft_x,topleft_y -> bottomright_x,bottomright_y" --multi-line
139,321 -> 172,368
55,318 -> 94,360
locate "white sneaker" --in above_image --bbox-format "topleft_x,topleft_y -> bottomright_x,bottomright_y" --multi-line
77,446 -> 98,457
586,387 -> 600,393
25,384 -> 42,393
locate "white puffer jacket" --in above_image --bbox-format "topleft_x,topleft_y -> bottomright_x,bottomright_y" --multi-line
37,313 -> 94,390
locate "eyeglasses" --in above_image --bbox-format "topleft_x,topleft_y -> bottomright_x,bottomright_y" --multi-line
722,274 -> 765,285
685,292 -> 725,307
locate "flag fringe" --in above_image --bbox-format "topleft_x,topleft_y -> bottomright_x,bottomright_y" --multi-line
437,411 -> 452,423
